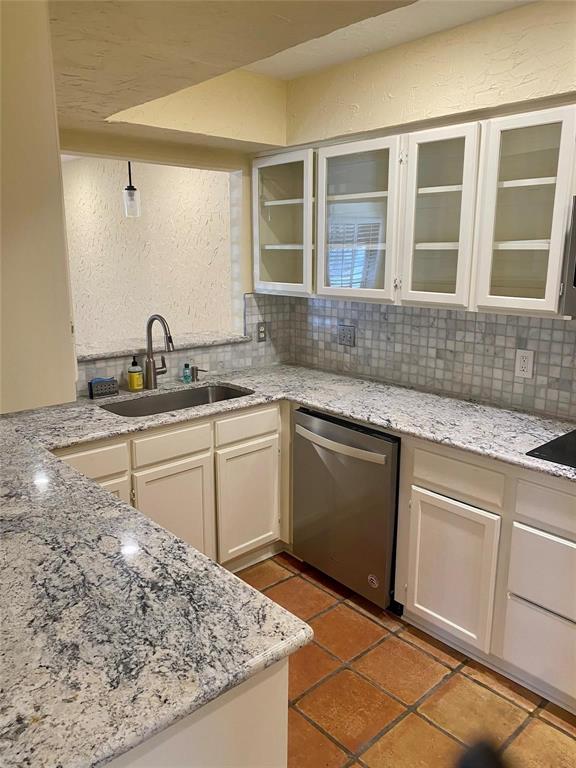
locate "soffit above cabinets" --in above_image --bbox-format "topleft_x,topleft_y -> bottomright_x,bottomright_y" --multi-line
48,0 -> 413,140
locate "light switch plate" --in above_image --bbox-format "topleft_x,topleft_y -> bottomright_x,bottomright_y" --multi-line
338,324 -> 356,347
515,349 -> 534,379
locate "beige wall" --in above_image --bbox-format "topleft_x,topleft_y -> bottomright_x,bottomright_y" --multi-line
62,158 -> 236,354
286,1 -> 576,144
1,0 -> 77,413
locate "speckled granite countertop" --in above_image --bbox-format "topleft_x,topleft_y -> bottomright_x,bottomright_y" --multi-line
1,366 -> 574,768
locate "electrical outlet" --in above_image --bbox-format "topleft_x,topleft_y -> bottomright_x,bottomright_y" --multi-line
338,324 -> 356,347
515,349 -> 534,379
257,322 -> 267,342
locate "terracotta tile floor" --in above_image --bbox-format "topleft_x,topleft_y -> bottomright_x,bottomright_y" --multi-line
239,555 -> 576,768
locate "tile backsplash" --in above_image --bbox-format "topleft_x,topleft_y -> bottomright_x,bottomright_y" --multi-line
77,294 -> 576,421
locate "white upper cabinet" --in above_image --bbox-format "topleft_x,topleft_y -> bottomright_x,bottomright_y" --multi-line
400,124 -> 480,307
252,149 -> 314,296
316,137 -> 400,301
474,106 -> 576,313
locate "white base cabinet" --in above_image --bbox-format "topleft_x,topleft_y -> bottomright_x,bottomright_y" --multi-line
100,475 -> 131,504
503,595 -> 576,699
216,434 -> 280,563
407,485 -> 500,652
397,436 -> 576,712
133,452 -> 216,560
54,404 -> 283,566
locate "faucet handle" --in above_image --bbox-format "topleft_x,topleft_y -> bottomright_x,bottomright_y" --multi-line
156,355 -> 168,376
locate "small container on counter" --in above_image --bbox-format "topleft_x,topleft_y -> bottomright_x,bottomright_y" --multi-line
127,356 -> 144,392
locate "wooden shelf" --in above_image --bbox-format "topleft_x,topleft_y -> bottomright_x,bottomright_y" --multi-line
417,185 -> 463,195
262,198 -> 304,207
327,191 -> 388,202
328,242 -> 386,250
497,177 -> 556,189
493,240 -> 551,250
262,244 -> 304,251
414,242 -> 459,250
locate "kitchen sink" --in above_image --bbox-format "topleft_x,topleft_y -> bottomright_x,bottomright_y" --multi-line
99,384 -> 255,417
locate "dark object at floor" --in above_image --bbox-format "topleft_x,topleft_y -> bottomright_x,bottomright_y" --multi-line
526,429 -> 576,469
457,742 -> 508,768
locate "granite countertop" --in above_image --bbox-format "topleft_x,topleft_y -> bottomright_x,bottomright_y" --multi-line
1,365 -> 574,768
8,364 -> 575,481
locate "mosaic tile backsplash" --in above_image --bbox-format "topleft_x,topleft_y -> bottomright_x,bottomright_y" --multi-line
77,294 -> 576,420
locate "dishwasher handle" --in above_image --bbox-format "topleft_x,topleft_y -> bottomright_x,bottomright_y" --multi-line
295,424 -> 387,465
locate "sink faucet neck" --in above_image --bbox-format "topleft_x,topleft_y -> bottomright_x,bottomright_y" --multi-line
145,314 -> 174,389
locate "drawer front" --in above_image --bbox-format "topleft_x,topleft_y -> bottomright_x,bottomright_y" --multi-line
516,480 -> 576,538
215,406 -> 279,447
413,448 -> 505,510
503,594 -> 576,698
509,522 -> 576,622
61,442 -> 129,480
132,423 -> 212,468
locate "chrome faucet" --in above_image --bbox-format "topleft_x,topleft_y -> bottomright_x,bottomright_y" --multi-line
145,314 -> 174,389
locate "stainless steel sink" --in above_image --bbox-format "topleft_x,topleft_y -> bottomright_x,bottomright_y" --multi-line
99,384 -> 255,417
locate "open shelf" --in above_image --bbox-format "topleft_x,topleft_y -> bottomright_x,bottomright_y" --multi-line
262,198 -> 304,207
327,191 -> 388,202
497,177 -> 556,189
493,239 -> 551,250
262,244 -> 304,251
414,242 -> 459,250
417,185 -> 463,195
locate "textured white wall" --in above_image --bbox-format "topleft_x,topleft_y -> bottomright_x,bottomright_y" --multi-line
62,157 -> 233,352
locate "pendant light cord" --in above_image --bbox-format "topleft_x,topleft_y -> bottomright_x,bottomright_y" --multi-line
128,161 -> 133,188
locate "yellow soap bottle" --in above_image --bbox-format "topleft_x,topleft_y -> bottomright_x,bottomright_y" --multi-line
127,356 -> 144,391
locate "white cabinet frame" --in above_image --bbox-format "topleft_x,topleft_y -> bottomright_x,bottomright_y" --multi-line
252,149 -> 314,296
316,136 -> 400,301
474,106 -> 576,313
401,123 -> 480,307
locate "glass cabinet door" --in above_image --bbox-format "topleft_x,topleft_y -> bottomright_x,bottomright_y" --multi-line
252,149 -> 313,295
316,137 -> 399,300
401,124 -> 479,306
475,107 -> 576,312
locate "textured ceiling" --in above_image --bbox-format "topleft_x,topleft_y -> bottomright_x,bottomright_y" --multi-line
49,0 -> 414,140
246,0 -> 533,80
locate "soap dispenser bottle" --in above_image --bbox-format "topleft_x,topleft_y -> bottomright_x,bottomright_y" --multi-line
127,356 -> 144,391
182,363 -> 192,384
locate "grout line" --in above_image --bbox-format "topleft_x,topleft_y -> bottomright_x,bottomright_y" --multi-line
261,557 -> 576,758
291,704 -> 357,761
497,711 -> 533,755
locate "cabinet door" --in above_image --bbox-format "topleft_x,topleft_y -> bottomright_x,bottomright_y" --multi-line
401,124 -> 479,306
216,434 -> 280,563
252,149 -> 314,296
133,452 -> 216,559
317,136 -> 399,301
407,486 -> 500,652
100,475 -> 131,505
475,106 -> 576,312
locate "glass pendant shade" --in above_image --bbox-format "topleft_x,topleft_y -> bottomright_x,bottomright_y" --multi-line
123,161 -> 141,217
123,185 -> 141,217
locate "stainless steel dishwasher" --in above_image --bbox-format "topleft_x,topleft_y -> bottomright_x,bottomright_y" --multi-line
292,408 -> 399,609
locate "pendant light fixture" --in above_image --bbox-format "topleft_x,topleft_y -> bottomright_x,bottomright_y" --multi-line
123,161 -> 141,217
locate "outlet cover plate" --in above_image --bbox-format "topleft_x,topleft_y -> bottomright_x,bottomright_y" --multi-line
257,322 -> 267,342
338,324 -> 356,347
515,349 -> 534,379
